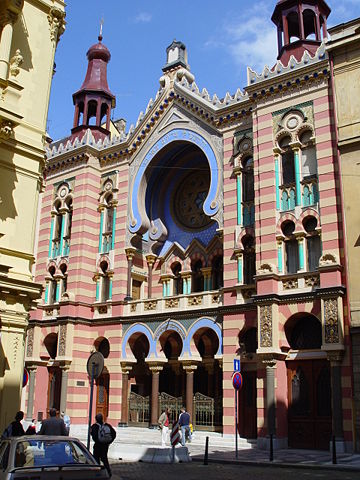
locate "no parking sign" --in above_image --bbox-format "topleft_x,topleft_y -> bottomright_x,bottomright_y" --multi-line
232,371 -> 243,390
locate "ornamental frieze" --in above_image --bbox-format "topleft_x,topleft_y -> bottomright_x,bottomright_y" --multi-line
58,324 -> 66,356
324,298 -> 340,344
26,327 -> 34,357
260,305 -> 272,348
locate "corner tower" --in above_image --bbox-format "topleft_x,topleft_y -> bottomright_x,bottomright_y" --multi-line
71,33 -> 115,140
271,0 -> 331,65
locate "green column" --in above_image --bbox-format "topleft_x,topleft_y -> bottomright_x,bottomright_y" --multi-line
275,157 -> 280,210
48,217 -> 55,258
163,282 -> 167,297
277,242 -> 283,274
109,278 -> 113,299
237,255 -> 243,284
111,207 -> 116,250
45,283 -> 49,304
298,238 -> 304,270
187,277 -> 191,295
294,150 -> 301,206
166,281 -> 171,297
55,280 -> 61,302
236,173 -> 242,225
182,277 -> 187,295
98,210 -> 104,253
59,214 -> 66,256
96,279 -> 100,301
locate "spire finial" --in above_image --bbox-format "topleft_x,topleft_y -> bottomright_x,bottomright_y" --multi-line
98,17 -> 104,42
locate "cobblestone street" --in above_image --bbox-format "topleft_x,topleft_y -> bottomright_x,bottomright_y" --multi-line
110,461 -> 360,480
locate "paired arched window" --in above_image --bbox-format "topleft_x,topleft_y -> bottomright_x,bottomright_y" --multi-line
99,191 -> 116,254
172,262 -> 183,295
304,217 -> 321,271
242,157 -> 255,227
99,261 -> 111,302
282,221 -> 299,274
50,186 -> 73,259
47,266 -> 58,304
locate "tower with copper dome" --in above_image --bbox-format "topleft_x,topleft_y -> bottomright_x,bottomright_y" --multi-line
71,34 -> 115,141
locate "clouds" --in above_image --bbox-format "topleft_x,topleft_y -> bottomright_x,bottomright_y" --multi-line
205,2 -> 278,77
133,12 -> 152,23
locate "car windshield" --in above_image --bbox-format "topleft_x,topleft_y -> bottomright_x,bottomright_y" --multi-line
14,440 -> 95,468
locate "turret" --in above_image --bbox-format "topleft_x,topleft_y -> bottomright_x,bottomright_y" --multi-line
272,0 -> 331,65
71,34 -> 115,141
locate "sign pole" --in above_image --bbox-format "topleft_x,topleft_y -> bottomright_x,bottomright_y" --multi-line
87,362 -> 96,450
235,386 -> 238,459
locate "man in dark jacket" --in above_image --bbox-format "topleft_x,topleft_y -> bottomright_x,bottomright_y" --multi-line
90,413 -> 116,478
178,407 -> 192,446
39,408 -> 68,436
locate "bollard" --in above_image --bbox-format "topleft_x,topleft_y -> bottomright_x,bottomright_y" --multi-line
204,436 -> 209,465
269,433 -> 274,462
332,435 -> 337,465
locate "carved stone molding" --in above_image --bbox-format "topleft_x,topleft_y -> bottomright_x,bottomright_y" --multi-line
0,119 -> 14,141
324,298 -> 340,344
148,364 -> 164,373
58,324 -> 66,356
144,300 -> 157,311
260,305 -> 272,348
165,298 -> 179,309
182,363 -> 198,373
0,9 -> 19,28
47,7 -> 66,43
26,327 -> 34,357
188,295 -> 203,306
326,350 -> 344,364
120,363 -> 134,375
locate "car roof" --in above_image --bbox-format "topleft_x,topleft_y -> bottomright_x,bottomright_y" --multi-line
7,436 -> 82,442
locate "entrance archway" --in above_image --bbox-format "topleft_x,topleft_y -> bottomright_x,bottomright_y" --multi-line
285,313 -> 331,449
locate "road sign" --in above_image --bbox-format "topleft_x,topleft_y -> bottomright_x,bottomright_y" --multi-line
23,368 -> 29,388
86,351 -> 104,379
234,359 -> 240,372
232,371 -> 243,390
170,422 -> 180,446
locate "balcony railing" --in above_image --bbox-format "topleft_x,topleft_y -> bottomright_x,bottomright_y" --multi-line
51,239 -> 61,258
125,290 -> 223,316
102,233 -> 112,254
63,238 -> 70,256
280,183 -> 296,211
302,177 -> 319,207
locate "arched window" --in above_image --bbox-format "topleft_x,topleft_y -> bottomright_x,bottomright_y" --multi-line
211,256 -> 223,290
48,266 -> 57,304
242,157 -> 255,226
282,221 -> 299,274
63,198 -> 72,256
287,11 -> 300,43
100,261 -> 110,302
304,217 -> 321,271
87,100 -> 98,125
243,236 -> 256,285
100,192 -> 115,254
59,263 -> 67,299
192,259 -> 204,293
303,9 -> 318,40
172,262 -> 183,295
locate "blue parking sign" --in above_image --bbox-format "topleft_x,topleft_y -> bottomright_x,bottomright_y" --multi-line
234,359 -> 240,372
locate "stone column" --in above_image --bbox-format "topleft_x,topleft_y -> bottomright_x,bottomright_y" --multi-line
59,366 -> 70,415
149,364 -> 163,428
327,352 -> 344,442
119,364 -> 132,426
183,363 -> 198,421
125,248 -> 136,301
0,11 -> 17,80
263,358 -> 276,437
201,267 -> 212,291
25,366 -> 37,421
145,254 -> 157,299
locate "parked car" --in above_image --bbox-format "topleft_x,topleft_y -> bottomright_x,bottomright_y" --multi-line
0,436 -> 109,479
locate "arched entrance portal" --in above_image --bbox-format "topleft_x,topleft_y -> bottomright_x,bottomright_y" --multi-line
128,333 -> 151,425
44,333 -> 61,417
285,314 -> 332,449
94,338 -> 110,420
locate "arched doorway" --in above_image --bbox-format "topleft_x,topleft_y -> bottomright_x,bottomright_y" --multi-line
285,314 -> 331,449
193,327 -> 222,430
238,327 -> 257,439
94,338 -> 110,420
44,333 -> 61,417
127,333 -> 151,425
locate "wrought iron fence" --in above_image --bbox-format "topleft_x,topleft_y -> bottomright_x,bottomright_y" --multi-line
128,392 -> 150,424
194,392 -> 215,427
158,392 -> 183,422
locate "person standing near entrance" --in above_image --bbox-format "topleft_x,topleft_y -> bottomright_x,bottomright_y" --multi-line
90,413 -> 116,478
179,407 -> 192,446
158,408 -> 170,447
39,408 -> 68,436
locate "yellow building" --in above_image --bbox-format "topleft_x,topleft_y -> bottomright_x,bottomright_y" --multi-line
0,0 -> 65,432
327,18 -> 360,451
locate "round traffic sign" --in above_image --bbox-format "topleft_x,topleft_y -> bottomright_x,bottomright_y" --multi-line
23,368 -> 29,388
232,371 -> 243,390
86,351 -> 104,379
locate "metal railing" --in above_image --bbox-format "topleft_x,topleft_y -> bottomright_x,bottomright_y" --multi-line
128,392 -> 150,424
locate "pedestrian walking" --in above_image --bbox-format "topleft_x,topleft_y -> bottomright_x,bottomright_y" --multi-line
158,408 -> 170,447
90,413 -> 116,478
1,411 -> 25,438
178,406 -> 192,446
25,419 -> 37,435
61,411 -> 71,434
39,408 -> 68,436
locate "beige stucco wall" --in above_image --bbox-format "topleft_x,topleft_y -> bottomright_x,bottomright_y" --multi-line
0,0 -> 65,432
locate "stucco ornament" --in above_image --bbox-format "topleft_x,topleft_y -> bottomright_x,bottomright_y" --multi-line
260,305 -> 272,348
47,7 -> 66,43
58,324 -> 67,356
324,298 -> 340,344
9,49 -> 23,78
26,327 -> 34,357
0,119 -> 14,141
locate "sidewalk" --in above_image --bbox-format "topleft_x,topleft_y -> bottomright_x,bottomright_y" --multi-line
70,425 -> 360,470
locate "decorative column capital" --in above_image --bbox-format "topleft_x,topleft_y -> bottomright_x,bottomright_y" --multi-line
148,364 -> 164,374
182,362 -> 198,373
125,247 -> 136,261
145,254 -> 157,267
326,350 -> 344,365
26,365 -> 37,373
261,355 -> 277,368
0,7 -> 20,28
233,166 -> 242,176
120,362 -> 134,375
47,6 -> 66,44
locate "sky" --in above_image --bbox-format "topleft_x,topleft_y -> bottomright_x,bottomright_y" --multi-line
48,0 -> 360,142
